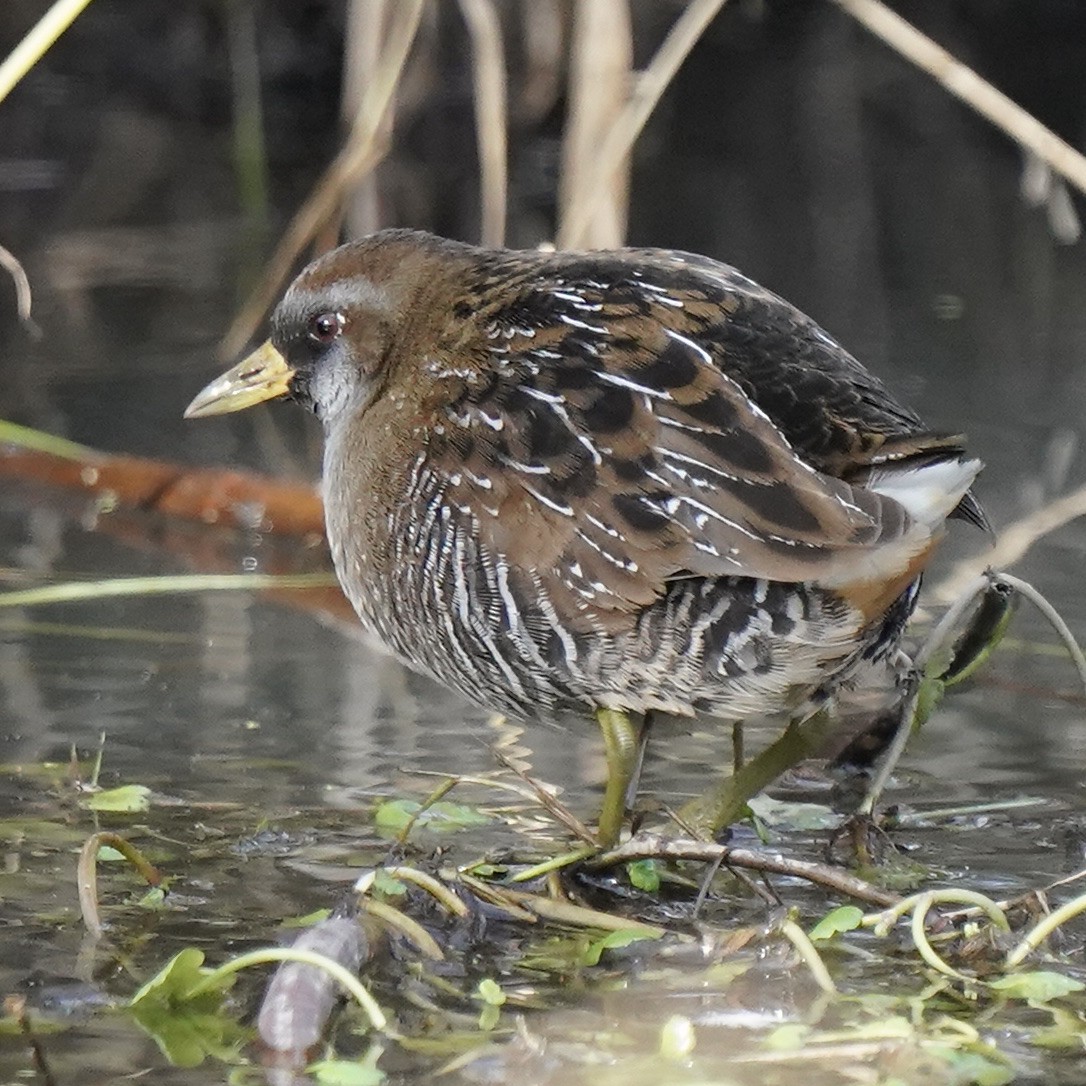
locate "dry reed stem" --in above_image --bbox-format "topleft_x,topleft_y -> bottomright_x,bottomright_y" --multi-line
559,0 -> 633,250
932,483 -> 1086,604
220,0 -> 426,360
0,0 -> 94,106
557,0 -> 730,250
341,0 -> 390,239
833,0 -> 1086,199
458,0 -> 509,247
517,0 -> 565,124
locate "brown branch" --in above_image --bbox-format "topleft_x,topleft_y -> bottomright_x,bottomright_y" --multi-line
597,833 -> 902,909
0,437 -> 323,538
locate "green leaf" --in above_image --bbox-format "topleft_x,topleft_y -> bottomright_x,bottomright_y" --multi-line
931,1047 -> 1015,1086
372,870 -> 408,897
747,794 -> 840,831
128,951 -> 241,1068
476,978 -> 506,1006
659,1014 -> 696,1060
131,948 -> 214,1007
763,1023 -> 809,1051
847,1016 -> 913,1040
309,1059 -> 386,1086
1032,1006 -> 1086,1049
373,798 -> 489,833
478,1001 -> 501,1031
913,675 -> 947,732
626,858 -> 660,892
373,800 -> 417,831
988,971 -> 1086,1003
281,908 -> 332,928
129,949 -> 241,1067
86,784 -> 151,813
583,927 -> 661,967
809,905 -> 864,941
465,862 -> 502,877
136,886 -> 167,910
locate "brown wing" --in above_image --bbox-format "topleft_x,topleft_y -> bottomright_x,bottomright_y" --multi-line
421,252 -> 961,628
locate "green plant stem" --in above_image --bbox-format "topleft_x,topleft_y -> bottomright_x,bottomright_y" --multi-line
678,709 -> 837,835
779,918 -> 836,994
1006,889 -> 1086,969
187,947 -> 388,1033
0,572 -> 337,608
77,832 -> 164,939
0,419 -> 95,460
864,889 -> 1010,937
908,893 -> 972,981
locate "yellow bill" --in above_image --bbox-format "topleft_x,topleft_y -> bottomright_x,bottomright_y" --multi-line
184,340 -> 294,419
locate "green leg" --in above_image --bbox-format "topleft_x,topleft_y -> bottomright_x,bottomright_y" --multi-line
678,708 -> 839,838
596,707 -> 640,847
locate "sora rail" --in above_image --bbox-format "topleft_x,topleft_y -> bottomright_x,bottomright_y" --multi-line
186,229 -> 984,845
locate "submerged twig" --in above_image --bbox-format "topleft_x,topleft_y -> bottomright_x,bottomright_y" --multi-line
257,915 -> 369,1054
0,419 -> 327,537
192,947 -> 388,1034
3,996 -> 58,1086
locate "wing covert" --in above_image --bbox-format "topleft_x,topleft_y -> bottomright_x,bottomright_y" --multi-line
420,257 -> 958,628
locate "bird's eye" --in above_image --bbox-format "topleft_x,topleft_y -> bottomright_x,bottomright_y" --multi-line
307,311 -> 344,345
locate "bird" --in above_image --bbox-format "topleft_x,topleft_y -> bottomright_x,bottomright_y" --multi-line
185,229 -> 984,846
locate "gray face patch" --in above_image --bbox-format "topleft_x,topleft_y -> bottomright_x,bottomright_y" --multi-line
271,275 -> 393,425
308,345 -> 370,428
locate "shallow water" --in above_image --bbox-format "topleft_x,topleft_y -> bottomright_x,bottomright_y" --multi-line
3,3 -> 1086,1083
